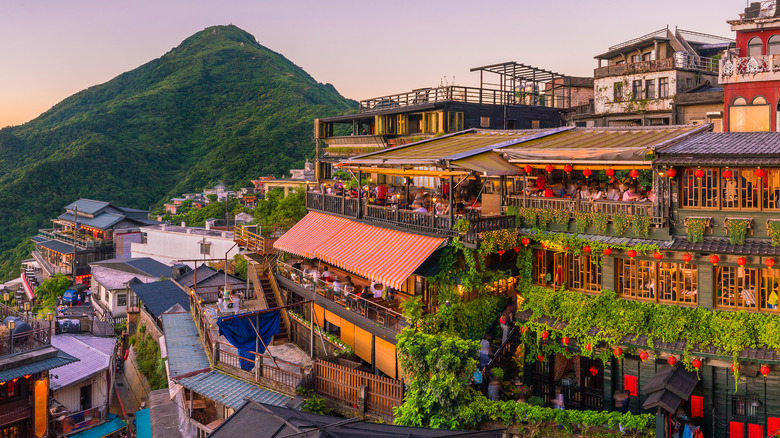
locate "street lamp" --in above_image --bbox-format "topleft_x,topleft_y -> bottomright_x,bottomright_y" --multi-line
23,302 -> 31,319
46,313 -> 54,338
8,319 -> 15,354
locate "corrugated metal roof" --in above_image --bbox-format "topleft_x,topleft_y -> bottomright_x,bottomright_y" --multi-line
69,414 -> 127,438
658,132 -> 780,156
131,280 -> 190,318
177,370 -> 291,410
50,335 -> 115,390
0,347 -> 79,382
35,239 -> 75,255
161,312 -> 210,379
64,199 -> 111,215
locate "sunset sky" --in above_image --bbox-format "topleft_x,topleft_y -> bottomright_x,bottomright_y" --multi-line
0,0 -> 744,128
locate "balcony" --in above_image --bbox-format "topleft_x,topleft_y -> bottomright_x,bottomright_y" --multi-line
508,196 -> 666,228
38,229 -> 113,249
358,85 -> 565,112
233,225 -> 278,255
594,53 -> 718,79
720,54 -> 780,84
0,304 -> 52,357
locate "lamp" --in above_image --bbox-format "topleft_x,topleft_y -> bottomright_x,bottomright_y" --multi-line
45,313 -> 53,322
23,302 -> 31,312
2,292 -> 8,302
8,320 -> 15,331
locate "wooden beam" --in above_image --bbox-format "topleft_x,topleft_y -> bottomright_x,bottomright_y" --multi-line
219,300 -> 313,321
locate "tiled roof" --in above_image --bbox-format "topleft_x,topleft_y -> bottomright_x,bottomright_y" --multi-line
177,370 -> 292,411
517,228 -> 675,248
91,257 -> 171,278
50,335 -> 115,390
35,239 -> 75,255
131,280 -> 190,319
59,212 -> 127,230
657,132 -> 780,165
64,199 -> 110,215
0,346 -> 79,382
161,312 -> 210,379
668,237 -> 780,256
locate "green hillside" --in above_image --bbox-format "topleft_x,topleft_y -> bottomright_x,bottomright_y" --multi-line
0,25 -> 356,280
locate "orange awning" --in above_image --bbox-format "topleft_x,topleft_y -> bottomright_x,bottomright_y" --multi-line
273,212 -> 355,259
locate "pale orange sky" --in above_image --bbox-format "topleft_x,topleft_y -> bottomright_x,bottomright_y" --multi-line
0,0 -> 743,128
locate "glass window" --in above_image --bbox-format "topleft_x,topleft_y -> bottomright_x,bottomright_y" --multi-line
722,168 -> 760,210
614,82 -> 624,102
631,54 -> 641,63
753,96 -> 768,105
632,80 -> 642,99
659,78 -> 669,98
769,35 -> 780,56
717,266 -> 759,310
645,79 -> 655,99
733,97 -> 748,106
423,113 -> 439,133
567,254 -> 602,293
658,263 -> 698,305
729,98 -> 770,131
117,294 -> 127,307
396,115 -> 408,135
764,169 -> 780,210
617,259 -> 655,301
480,116 -> 490,128
748,37 -> 763,57
681,167 -> 719,208
447,112 -> 464,132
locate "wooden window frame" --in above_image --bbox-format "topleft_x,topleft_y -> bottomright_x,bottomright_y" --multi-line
680,167 -> 719,209
658,262 -> 699,305
721,169 -> 761,210
616,259 -> 656,301
566,254 -> 602,294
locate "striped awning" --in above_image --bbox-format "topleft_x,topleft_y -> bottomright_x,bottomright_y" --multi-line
274,212 -> 446,289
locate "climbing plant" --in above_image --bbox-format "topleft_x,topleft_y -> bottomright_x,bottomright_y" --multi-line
686,218 -> 708,243
632,215 -> 651,239
726,219 -> 750,245
592,212 -> 608,234
574,211 -> 591,233
552,209 -> 570,227
769,220 -> 780,247
613,213 -> 631,236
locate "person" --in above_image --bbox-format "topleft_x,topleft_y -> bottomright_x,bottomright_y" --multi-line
331,277 -> 342,294
386,288 -> 396,302
310,268 -> 321,282
321,266 -> 332,281
552,387 -> 565,410
412,201 -> 428,213
606,183 -> 620,201
376,184 -> 387,205
500,304 -> 514,344
488,376 -> 501,401
579,183 -> 590,200
360,286 -> 372,300
371,282 -> 384,299
589,186 -> 603,202
646,188 -> 657,203
622,185 -> 640,202
479,335 -> 492,369
542,185 -> 554,198
565,182 -> 577,198
614,389 -> 630,414
343,276 -> 355,294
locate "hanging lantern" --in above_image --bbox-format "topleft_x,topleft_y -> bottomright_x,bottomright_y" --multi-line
760,365 -> 771,377
627,249 -> 637,259
537,355 -> 545,362
667,168 -> 677,178
520,326 -> 529,334
564,164 -> 573,174
694,168 -> 705,179
654,251 -> 663,260
639,351 -> 649,362
497,249 -> 505,256
562,336 -> 571,345
541,242 -> 547,249
541,330 -> 549,340
564,245 -> 571,251
736,256 -> 747,266
583,168 -> 592,179
613,347 -> 623,357
756,168 -> 766,179
682,253 -> 693,263
766,258 -> 776,269
731,363 -> 741,373
692,358 -> 702,369
521,237 -> 531,247
722,169 -> 733,180
582,245 -> 591,253
667,355 -> 677,366
545,164 -> 554,173
513,247 -> 521,253
629,169 -> 640,179
524,165 -> 533,174
605,168 -> 615,178
585,343 -> 592,351
710,254 -> 720,266
602,248 -> 612,256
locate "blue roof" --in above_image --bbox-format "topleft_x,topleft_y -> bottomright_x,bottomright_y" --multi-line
131,280 -> 190,318
135,409 -> 151,438
91,257 -> 170,278
161,312 -> 210,379
59,212 -> 126,230
65,199 -> 111,215
177,370 -> 292,411
31,236 -> 47,243
0,346 -> 79,382
70,414 -> 127,438
35,239 -> 74,255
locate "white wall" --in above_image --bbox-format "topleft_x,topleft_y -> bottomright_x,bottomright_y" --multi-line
131,226 -> 240,268
53,372 -> 109,413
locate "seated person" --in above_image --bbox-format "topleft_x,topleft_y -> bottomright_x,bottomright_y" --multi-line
606,183 -> 621,201
565,182 -> 577,198
360,286 -> 373,300
588,186 -> 603,201
542,185 -> 555,198
412,201 -> 428,213
436,201 -> 450,215
371,282 -> 384,299
622,185 -> 640,202
386,287 -> 396,301
310,268 -> 321,281
343,276 -> 355,294
454,197 -> 466,213
321,266 -> 332,281
331,277 -> 343,295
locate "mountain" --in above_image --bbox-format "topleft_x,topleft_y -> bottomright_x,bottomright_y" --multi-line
0,25 -> 356,280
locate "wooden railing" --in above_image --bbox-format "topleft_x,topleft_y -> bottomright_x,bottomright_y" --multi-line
365,204 -> 454,236
38,228 -> 113,249
507,196 -> 665,226
213,340 -> 307,394
314,358 -> 403,422
265,261 -> 292,341
234,226 -> 277,255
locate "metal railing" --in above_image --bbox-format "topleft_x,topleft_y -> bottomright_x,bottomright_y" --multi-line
507,196 -> 665,226
213,340 -> 307,393
594,53 -> 718,79
276,261 -> 406,333
37,229 -> 113,249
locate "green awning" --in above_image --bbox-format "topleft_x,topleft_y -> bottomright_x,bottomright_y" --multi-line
69,414 -> 127,438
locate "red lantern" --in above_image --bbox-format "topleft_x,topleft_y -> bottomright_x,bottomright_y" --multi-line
722,169 -> 733,179
629,169 -> 639,179
545,164 -> 554,173
564,245 -> 570,251
737,256 -> 747,266
627,249 -> 637,259
564,164 -> 573,174
582,245 -> 591,253
682,253 -> 693,263
766,258 -> 776,269
692,358 -> 702,369
667,168 -> 677,178
756,168 -> 766,179
613,347 -> 623,357
605,168 -> 615,177
537,355 -> 545,362
520,326 -> 529,334
654,251 -> 663,260
760,365 -> 771,377
585,343 -> 592,351
524,165 -> 533,174
694,168 -> 704,179
667,355 -> 677,366
497,250 -> 505,256
583,168 -> 592,179
541,330 -> 549,340
513,247 -> 521,253
562,336 -> 571,345
639,351 -> 649,362
602,248 -> 612,256
731,363 -> 741,373
521,237 -> 531,247
541,242 -> 547,249
710,254 -> 720,266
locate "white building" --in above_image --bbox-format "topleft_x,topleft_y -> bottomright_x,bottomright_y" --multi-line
50,335 -> 116,419
131,224 -> 240,269
89,257 -> 170,319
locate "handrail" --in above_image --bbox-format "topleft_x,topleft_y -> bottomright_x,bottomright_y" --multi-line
483,326 -> 518,371
38,228 -> 113,248
507,195 -> 665,226
265,263 -> 292,341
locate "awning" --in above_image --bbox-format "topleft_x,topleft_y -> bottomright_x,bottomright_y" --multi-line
69,414 -> 127,438
177,370 -> 292,411
313,222 -> 446,290
452,152 -> 522,176
503,147 -> 653,166
642,364 -> 699,414
273,212 -> 356,259
135,409 -> 151,438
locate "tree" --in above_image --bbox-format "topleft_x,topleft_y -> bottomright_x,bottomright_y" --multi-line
35,273 -> 70,311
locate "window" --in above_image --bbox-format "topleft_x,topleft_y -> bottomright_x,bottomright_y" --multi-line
632,80 -> 641,100
659,77 -> 669,98
686,78 -> 693,90
769,35 -> 780,56
0,378 -> 18,400
617,259 -> 656,300
480,116 -> 490,128
199,242 -> 211,255
645,79 -> 655,99
717,266 -> 759,310
447,112 -> 464,132
423,112 -> 439,133
730,95 -> 770,131
117,294 -> 127,307
567,254 -> 602,293
643,52 -> 652,61
681,167 -> 719,208
748,36 -> 763,57
614,82 -> 624,102
658,263 -> 698,305
396,114 -> 408,135
531,120 -> 540,129
722,168 -> 760,210
765,169 -> 780,210
631,54 -> 641,63
533,250 -> 564,287
141,233 -> 147,244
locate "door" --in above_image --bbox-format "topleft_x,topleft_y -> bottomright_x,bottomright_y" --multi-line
80,384 -> 92,411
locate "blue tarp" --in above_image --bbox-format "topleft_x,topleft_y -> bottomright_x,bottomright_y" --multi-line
217,311 -> 280,371
70,414 -> 127,438
135,408 -> 151,438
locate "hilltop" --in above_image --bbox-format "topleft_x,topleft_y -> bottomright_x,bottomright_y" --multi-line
0,25 -> 356,279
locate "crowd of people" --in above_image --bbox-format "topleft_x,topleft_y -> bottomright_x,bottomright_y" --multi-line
524,174 -> 656,203
290,261 -> 398,306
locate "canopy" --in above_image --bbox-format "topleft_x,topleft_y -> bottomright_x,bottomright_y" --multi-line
452,152 -> 523,176
218,310 -> 280,371
642,364 -> 698,413
69,414 -> 127,438
273,212 -> 354,259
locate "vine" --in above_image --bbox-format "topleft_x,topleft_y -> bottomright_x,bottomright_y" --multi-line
574,211 -> 591,233
613,213 -> 630,236
288,310 -> 354,356
726,219 -> 750,245
521,207 -> 538,228
769,220 -> 780,247
592,212 -> 608,234
632,215 -> 651,239
552,209 -> 570,227
686,218 -> 708,243
537,209 -> 553,229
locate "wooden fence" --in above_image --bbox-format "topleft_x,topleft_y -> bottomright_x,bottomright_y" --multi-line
314,358 -> 403,422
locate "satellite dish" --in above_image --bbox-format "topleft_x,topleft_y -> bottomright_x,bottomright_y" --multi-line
759,0 -> 777,18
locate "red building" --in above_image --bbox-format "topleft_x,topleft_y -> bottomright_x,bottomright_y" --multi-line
721,1 -> 780,131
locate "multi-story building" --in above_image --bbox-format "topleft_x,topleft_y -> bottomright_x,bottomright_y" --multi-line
89,257 -> 170,321
31,199 -> 157,281
720,1 -> 780,132
585,27 -> 733,127
130,224 -> 240,269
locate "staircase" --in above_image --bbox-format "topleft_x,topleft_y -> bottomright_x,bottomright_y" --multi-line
244,253 -> 290,345
484,326 -> 521,371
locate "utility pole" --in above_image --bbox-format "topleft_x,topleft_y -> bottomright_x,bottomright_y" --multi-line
72,206 -> 78,284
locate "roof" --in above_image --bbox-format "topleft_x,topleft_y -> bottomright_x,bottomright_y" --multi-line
91,257 -> 171,278
59,212 -> 127,230
50,335 -> 116,390
90,265 -> 159,291
64,199 -> 111,215
656,132 -> 780,166
518,228 -> 676,249
500,125 -> 708,166
668,237 -> 780,256
142,224 -> 234,239
148,389 -> 183,438
177,370 -> 292,411
642,365 -> 699,413
209,402 -> 503,438
161,312 -> 210,379
35,239 -> 74,255
69,414 -> 127,438
130,280 -> 190,319
175,265 -> 244,289
0,346 -> 79,382
135,408 -> 151,438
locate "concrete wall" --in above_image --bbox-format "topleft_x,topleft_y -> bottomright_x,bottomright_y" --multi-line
53,371 -> 110,413
595,71 -> 715,116
131,226 -> 239,269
